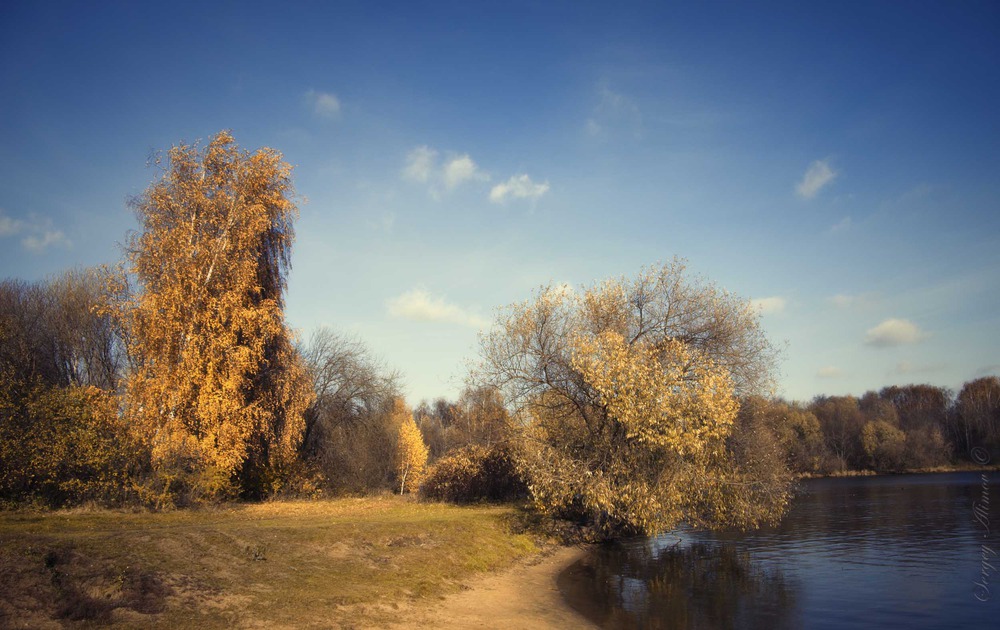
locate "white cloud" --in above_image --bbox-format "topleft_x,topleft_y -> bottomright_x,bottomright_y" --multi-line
751,296 -> 787,315
864,318 -> 928,347
0,209 -> 25,236
403,146 -> 437,183
0,209 -> 70,252
386,288 -> 489,329
817,366 -> 843,379
304,89 -> 341,118
490,174 -> 550,204
401,146 -> 549,204
829,216 -> 852,233
796,159 -> 837,199
402,147 -> 490,198
23,229 -> 69,253
442,154 -> 488,190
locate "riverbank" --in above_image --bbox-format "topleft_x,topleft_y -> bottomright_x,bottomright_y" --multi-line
797,461 -> 1000,479
0,496 -> 578,628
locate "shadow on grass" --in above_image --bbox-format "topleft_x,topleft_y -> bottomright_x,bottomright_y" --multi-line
42,543 -> 171,622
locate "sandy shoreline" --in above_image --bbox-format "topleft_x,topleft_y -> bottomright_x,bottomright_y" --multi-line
381,545 -> 598,629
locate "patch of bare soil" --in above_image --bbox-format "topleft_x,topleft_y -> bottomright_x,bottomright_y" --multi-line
376,545 -> 597,630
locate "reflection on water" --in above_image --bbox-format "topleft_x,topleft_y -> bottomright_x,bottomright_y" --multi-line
559,472 -> 999,629
559,537 -> 799,629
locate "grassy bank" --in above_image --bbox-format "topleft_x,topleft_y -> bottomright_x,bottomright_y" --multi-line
0,497 -> 547,628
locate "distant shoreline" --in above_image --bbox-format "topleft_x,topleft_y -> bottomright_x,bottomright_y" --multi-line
797,463 -> 1000,479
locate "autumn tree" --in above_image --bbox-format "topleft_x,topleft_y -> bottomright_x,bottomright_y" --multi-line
415,398 -> 463,459
860,420 -> 907,472
810,396 -> 866,470
0,270 -> 123,391
453,386 -> 511,448
874,385 -> 951,468
415,387 -> 511,459
475,260 -> 790,538
0,271 -> 133,507
953,377 -> 1000,456
299,327 -> 402,492
393,399 -> 429,494
737,397 -> 826,474
113,131 -> 313,503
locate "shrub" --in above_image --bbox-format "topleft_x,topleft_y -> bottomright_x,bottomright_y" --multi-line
421,444 -> 527,504
0,379 -> 137,507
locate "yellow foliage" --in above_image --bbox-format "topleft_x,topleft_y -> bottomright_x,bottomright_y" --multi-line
860,420 -> 907,471
474,260 -> 789,537
392,399 -> 429,494
112,131 -> 314,503
571,331 -> 737,456
0,380 -> 135,507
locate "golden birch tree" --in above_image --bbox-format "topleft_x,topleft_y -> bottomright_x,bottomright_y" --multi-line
115,131 -> 313,502
475,259 -> 791,538
392,399 -> 429,494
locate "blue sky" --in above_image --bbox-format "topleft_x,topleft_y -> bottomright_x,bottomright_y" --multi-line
2,1 -> 998,404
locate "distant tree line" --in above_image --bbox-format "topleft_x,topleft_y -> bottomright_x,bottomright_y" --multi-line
737,380 -> 1000,475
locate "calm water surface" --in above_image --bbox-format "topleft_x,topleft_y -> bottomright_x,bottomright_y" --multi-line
559,472 -> 999,629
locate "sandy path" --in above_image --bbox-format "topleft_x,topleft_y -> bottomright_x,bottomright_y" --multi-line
384,546 -> 598,629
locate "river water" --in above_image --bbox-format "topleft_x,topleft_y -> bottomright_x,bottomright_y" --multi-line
558,472 -> 999,629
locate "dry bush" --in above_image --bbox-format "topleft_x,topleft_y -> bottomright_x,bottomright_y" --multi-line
421,444 -> 527,504
0,380 -> 137,508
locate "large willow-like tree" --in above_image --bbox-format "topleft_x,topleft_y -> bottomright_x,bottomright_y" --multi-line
118,131 -> 313,502
475,259 -> 791,538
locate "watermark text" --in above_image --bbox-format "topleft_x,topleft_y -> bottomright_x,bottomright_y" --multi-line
971,446 -> 995,602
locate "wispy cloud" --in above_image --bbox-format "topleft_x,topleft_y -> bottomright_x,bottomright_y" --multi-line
829,292 -> 879,310
367,212 -> 395,232
830,294 -> 854,309
817,366 -> 843,379
751,296 -> 787,315
402,146 -> 489,197
0,208 -> 24,236
0,208 -> 70,252
386,288 -> 489,328
489,174 -> 549,204
304,89 -> 341,118
23,230 -> 70,253
402,146 -> 437,183
586,85 -> 642,140
829,216 -> 852,233
864,318 -> 928,347
796,159 -> 837,199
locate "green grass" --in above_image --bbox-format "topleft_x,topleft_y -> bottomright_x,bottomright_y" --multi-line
0,496 -> 547,628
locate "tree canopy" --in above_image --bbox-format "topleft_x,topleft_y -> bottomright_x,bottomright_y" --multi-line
475,260 -> 790,537
113,131 -> 313,502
